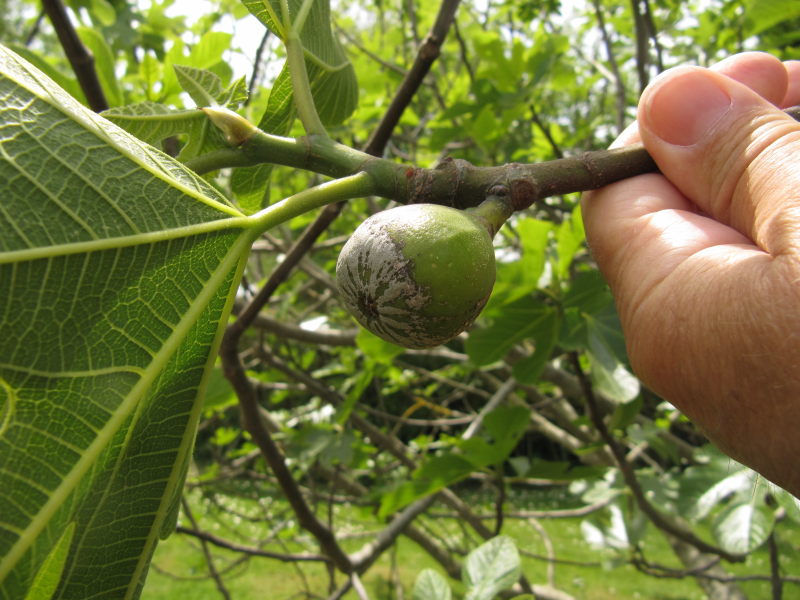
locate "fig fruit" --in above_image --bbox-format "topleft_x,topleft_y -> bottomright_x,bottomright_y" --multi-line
336,199 -> 511,349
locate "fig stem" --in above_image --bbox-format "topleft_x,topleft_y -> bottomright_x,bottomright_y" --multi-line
467,195 -> 514,238
249,171 -> 375,235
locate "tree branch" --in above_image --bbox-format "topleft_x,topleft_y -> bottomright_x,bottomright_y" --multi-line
591,0 -> 627,133
42,0 -> 108,111
180,498 -> 232,600
176,526 -> 331,563
220,327 -> 352,573
568,352 -> 745,564
200,105 -> 800,213
362,0 -> 461,155
630,0 -> 650,93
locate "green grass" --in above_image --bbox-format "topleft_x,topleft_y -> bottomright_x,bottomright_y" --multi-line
141,486 -> 800,599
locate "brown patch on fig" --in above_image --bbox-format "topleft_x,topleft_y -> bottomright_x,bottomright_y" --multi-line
336,204 -> 497,349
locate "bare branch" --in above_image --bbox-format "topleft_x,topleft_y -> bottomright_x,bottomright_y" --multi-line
220,331 -> 352,572
42,0 -> 108,111
363,0 -> 462,155
180,498 -> 232,600
629,0 -> 650,93
590,0 -> 626,133
568,352 -> 745,564
246,30 -> 271,105
176,526 -> 331,563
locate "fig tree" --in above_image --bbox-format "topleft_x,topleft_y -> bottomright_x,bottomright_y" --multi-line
336,197 -> 512,349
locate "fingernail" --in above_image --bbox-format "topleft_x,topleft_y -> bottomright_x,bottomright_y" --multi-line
646,70 -> 732,146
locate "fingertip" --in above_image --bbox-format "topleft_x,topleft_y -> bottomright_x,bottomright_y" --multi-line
782,60 -> 800,107
639,68 -> 732,147
711,52 -> 788,106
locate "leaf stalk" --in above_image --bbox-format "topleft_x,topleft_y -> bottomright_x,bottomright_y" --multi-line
249,171 -> 376,235
286,32 -> 328,136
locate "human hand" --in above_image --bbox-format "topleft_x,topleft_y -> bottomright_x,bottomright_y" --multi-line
581,52 -> 800,496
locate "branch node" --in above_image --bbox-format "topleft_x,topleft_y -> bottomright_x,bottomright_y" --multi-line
506,163 -> 540,210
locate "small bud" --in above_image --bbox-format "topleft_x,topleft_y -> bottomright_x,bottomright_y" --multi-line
202,107 -> 256,146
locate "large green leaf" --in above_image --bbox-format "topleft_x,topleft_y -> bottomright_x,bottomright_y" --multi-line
0,44 -> 255,599
466,298 -> 558,368
743,0 -> 800,36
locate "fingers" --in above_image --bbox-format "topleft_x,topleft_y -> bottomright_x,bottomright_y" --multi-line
606,53 -> 799,149
637,60 -> 800,256
578,53 -> 800,496
783,60 -> 800,106
709,52 -> 788,106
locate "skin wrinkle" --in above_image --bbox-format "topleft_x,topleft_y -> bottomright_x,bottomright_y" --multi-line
711,53 -> 789,106
736,129 -> 800,256
615,210 -> 752,323
627,247 -> 770,397
735,125 -> 800,234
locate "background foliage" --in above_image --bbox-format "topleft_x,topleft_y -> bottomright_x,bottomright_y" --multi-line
1,0 -> 800,599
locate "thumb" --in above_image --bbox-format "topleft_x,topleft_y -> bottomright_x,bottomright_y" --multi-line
638,65 -> 800,256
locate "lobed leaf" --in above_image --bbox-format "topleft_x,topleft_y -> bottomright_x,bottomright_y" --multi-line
0,44 -> 254,599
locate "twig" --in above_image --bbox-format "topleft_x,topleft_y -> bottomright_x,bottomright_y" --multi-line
335,24 -> 406,76
530,107 -> 564,159
463,377 -> 516,438
452,19 -> 475,85
350,496 -> 438,571
41,0 -> 108,111
630,0 -> 650,93
428,497 -> 614,520
351,572 -> 370,600
317,462 -> 463,580
591,0 -> 627,133
632,551 -> 800,585
567,352 -> 745,563
180,498 -> 232,600
642,0 -> 664,71
768,531 -> 783,599
363,0 -> 462,155
246,30 -> 271,105
327,579 -> 351,600
519,548 -> 601,569
176,526 -> 331,563
239,307 -> 358,346
528,517 -> 557,586
25,10 -> 45,47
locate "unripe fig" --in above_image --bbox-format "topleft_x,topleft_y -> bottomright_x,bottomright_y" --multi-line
336,199 -> 511,349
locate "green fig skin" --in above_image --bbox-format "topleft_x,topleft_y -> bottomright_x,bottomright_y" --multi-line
336,203 -> 497,349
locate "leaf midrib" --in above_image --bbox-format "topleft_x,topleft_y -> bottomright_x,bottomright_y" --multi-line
0,216 -> 253,264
